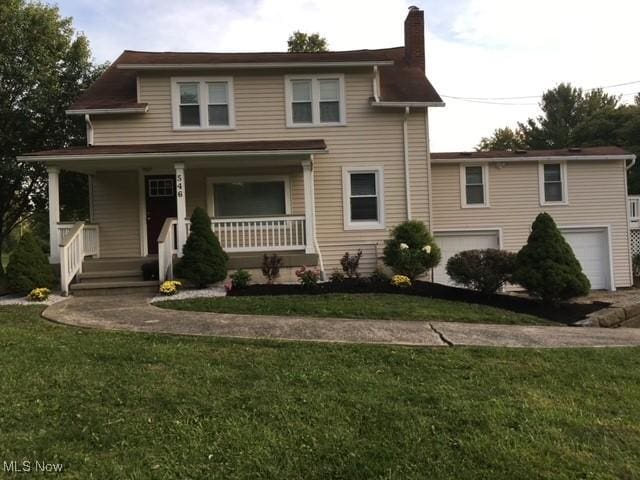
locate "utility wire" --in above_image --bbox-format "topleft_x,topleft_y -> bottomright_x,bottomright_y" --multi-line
441,80 -> 640,102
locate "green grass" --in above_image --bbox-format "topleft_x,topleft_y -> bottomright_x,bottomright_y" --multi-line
159,293 -> 555,325
2,306 -> 640,479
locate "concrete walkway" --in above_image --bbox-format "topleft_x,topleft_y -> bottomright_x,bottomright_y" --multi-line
43,294 -> 640,348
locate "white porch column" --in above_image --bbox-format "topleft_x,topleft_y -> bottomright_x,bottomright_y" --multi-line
302,159 -> 316,254
174,162 -> 187,257
47,166 -> 60,263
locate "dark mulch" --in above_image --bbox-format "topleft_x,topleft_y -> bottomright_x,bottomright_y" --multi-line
227,279 -> 609,324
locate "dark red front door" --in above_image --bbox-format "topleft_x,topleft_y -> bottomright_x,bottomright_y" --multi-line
145,175 -> 177,254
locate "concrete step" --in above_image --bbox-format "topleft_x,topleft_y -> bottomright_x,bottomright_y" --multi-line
77,270 -> 144,284
83,257 -> 156,273
70,280 -> 159,296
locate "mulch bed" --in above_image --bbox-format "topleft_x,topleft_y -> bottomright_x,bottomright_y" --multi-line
227,279 -> 610,324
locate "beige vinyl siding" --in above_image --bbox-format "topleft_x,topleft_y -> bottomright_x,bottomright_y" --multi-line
431,160 -> 632,287
90,71 -> 430,272
91,171 -> 141,257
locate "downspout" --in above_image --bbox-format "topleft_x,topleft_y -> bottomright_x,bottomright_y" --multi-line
372,65 -> 380,102
425,108 -> 433,229
309,156 -> 326,278
626,156 -> 636,170
84,114 -> 94,146
403,106 -> 412,220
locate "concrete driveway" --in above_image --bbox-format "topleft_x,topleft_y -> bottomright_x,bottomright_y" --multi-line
43,294 -> 640,348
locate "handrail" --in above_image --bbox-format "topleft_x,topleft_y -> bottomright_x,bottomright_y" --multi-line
158,217 -> 177,282
59,221 -> 85,295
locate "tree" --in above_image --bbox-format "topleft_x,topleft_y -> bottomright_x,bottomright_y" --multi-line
477,83 -> 640,192
513,213 -> 590,303
175,208 -> 228,287
0,0 -> 102,271
383,221 -> 441,280
477,127 -> 526,151
287,31 -> 328,53
5,232 -> 55,294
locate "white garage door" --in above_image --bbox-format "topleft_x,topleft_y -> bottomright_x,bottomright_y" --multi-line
561,228 -> 610,290
433,231 -> 500,285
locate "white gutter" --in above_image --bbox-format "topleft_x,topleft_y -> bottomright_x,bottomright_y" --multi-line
626,156 -> 637,170
372,101 -> 445,108
18,148 -> 328,162
403,106 -> 412,220
432,154 -> 637,164
84,114 -> 94,146
66,107 -> 149,115
117,61 -> 395,70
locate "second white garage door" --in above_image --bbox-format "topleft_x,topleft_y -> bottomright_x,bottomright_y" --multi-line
560,227 -> 611,290
433,231 -> 500,285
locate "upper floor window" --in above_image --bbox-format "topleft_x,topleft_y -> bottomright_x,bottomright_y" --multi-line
461,164 -> 489,207
171,77 -> 235,130
285,74 -> 346,127
539,161 -> 568,205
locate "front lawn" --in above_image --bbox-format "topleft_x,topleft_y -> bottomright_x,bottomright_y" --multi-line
158,293 -> 555,325
2,306 -> 639,479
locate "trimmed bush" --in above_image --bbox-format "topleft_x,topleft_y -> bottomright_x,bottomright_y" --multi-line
329,269 -> 345,282
340,250 -> 362,278
175,207 -> 228,288
446,249 -> 516,294
383,221 -> 441,280
262,254 -> 283,284
230,269 -> 251,289
295,265 -> 321,289
6,232 -> 55,294
513,212 -> 590,303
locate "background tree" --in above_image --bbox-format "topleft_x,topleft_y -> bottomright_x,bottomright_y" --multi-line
287,31 -> 328,53
477,83 -> 640,192
0,0 -> 104,272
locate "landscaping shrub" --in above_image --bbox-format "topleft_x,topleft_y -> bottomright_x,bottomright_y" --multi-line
295,265 -> 321,289
391,275 -> 411,288
329,269 -> 345,282
369,267 -> 390,285
6,232 -> 55,294
383,221 -> 441,280
446,249 -> 517,294
27,287 -> 51,302
513,212 -> 590,303
230,269 -> 251,289
262,254 -> 283,284
340,250 -> 362,278
175,207 -> 228,288
159,280 -> 182,296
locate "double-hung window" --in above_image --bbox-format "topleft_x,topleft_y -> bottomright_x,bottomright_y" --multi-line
286,75 -> 345,127
172,77 -> 234,129
343,167 -> 384,229
539,162 -> 567,204
461,164 -> 488,207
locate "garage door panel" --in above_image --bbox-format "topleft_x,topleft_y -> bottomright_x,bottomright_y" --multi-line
433,232 -> 500,285
561,228 -> 609,290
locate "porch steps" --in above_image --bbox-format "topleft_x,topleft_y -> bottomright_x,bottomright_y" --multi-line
70,257 -> 159,296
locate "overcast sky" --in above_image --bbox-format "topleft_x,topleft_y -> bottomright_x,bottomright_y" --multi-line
55,0 -> 639,152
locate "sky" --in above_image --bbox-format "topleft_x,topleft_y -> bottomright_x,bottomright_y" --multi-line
54,0 -> 640,151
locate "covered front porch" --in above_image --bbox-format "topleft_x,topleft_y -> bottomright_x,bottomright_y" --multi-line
23,140 -> 326,293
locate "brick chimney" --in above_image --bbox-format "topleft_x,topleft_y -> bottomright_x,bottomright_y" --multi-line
404,6 -> 425,71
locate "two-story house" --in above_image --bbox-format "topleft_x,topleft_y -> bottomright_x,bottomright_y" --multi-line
21,7 -> 636,294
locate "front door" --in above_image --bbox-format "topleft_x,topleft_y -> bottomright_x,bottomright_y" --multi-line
145,175 -> 177,255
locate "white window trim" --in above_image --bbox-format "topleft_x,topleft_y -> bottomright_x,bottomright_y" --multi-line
205,175 -> 291,218
342,166 -> 385,230
460,163 -> 489,208
171,76 -> 235,131
285,74 -> 347,128
538,161 -> 568,206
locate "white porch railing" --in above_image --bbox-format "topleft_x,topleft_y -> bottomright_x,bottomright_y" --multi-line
630,196 -> 640,229
59,221 -> 100,295
158,218 -> 178,282
209,216 -> 306,252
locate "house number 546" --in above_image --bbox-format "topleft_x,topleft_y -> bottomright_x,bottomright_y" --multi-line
176,174 -> 184,198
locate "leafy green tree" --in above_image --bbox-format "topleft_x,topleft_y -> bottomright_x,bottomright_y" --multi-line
383,221 -> 441,280
175,208 -> 228,288
5,232 -> 55,294
513,213 -> 590,303
477,127 -> 527,151
0,0 -> 103,271
287,31 -> 328,53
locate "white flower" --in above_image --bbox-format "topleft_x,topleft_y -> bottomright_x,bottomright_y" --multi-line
400,243 -> 409,250
423,245 -> 432,254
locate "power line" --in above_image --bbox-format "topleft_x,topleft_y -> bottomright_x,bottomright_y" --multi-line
441,80 -> 640,102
